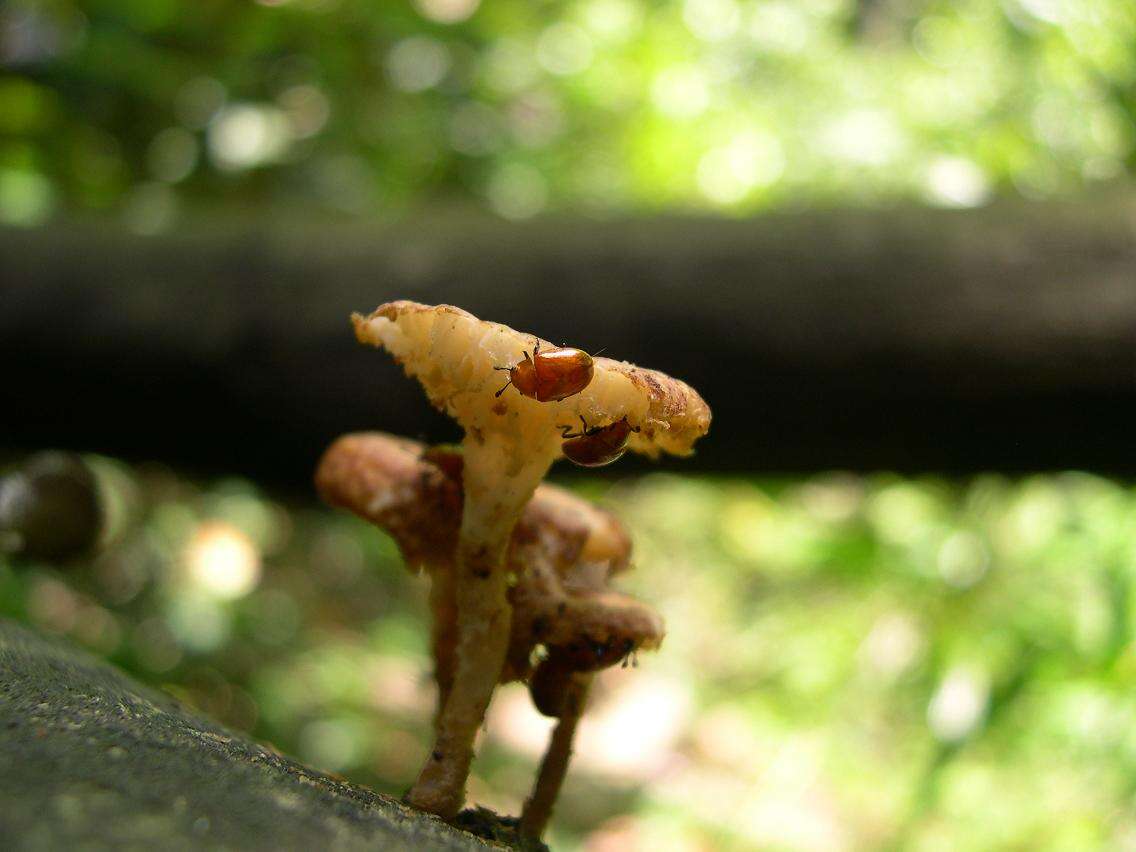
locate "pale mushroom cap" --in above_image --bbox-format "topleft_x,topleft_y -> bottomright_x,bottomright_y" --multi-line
352,301 -> 711,460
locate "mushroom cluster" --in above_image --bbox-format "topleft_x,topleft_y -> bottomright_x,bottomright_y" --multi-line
321,301 -> 710,831
316,433 -> 664,837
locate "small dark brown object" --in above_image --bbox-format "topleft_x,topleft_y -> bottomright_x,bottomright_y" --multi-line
0,452 -> 102,561
495,342 -> 594,402
559,417 -> 637,468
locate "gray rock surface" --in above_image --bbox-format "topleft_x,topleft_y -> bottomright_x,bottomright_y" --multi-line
0,618 -> 502,851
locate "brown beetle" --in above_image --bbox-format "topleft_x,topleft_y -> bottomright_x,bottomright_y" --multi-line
495,342 -> 594,402
559,416 -> 638,468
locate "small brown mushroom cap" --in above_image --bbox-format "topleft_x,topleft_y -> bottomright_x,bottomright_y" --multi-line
315,433 -> 461,570
315,432 -> 665,686
316,433 -> 632,579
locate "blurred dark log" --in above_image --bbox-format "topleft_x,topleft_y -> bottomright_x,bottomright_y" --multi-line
2,195 -> 1135,485
0,618 -> 502,851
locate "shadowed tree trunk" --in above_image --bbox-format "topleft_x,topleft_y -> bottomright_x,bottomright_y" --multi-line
2,195 -> 1135,483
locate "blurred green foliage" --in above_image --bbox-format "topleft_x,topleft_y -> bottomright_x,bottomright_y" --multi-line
4,457 -> 1136,850
1,0 -> 1134,228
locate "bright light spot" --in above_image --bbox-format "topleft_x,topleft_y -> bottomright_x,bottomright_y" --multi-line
185,521 -> 262,599
692,706 -> 764,770
749,2 -> 808,54
122,182 -> 178,235
821,109 -> 905,166
486,684 -> 555,757
486,162 -> 547,219
651,65 -> 710,119
928,666 -> 988,742
867,484 -> 938,546
536,23 -> 593,76
147,127 -> 198,183
576,674 -> 691,779
937,530 -> 989,588
387,37 -> 451,93
697,130 -> 784,205
925,156 -> 990,208
207,103 -> 291,171
413,0 -> 480,24
583,0 -> 641,41
366,658 -> 431,714
1017,0 -> 1062,24
0,168 -> 53,226
277,84 -> 330,138
860,612 -> 923,678
718,496 -> 772,563
175,77 -> 226,130
684,0 -> 741,42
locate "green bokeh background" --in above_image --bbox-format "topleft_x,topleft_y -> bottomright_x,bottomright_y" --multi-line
3,0 -> 1133,226
5,464 -> 1136,850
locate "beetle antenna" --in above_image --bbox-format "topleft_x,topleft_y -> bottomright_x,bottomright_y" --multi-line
592,347 -> 606,357
493,365 -> 511,371
495,379 -> 512,398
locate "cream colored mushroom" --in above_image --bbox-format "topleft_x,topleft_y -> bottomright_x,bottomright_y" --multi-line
350,301 -> 710,817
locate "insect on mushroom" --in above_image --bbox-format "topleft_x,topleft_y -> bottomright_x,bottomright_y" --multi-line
495,341 -> 595,402
559,416 -> 640,468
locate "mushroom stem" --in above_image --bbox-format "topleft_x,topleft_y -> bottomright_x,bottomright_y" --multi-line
406,434 -> 557,817
520,674 -> 591,840
428,567 -> 457,733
